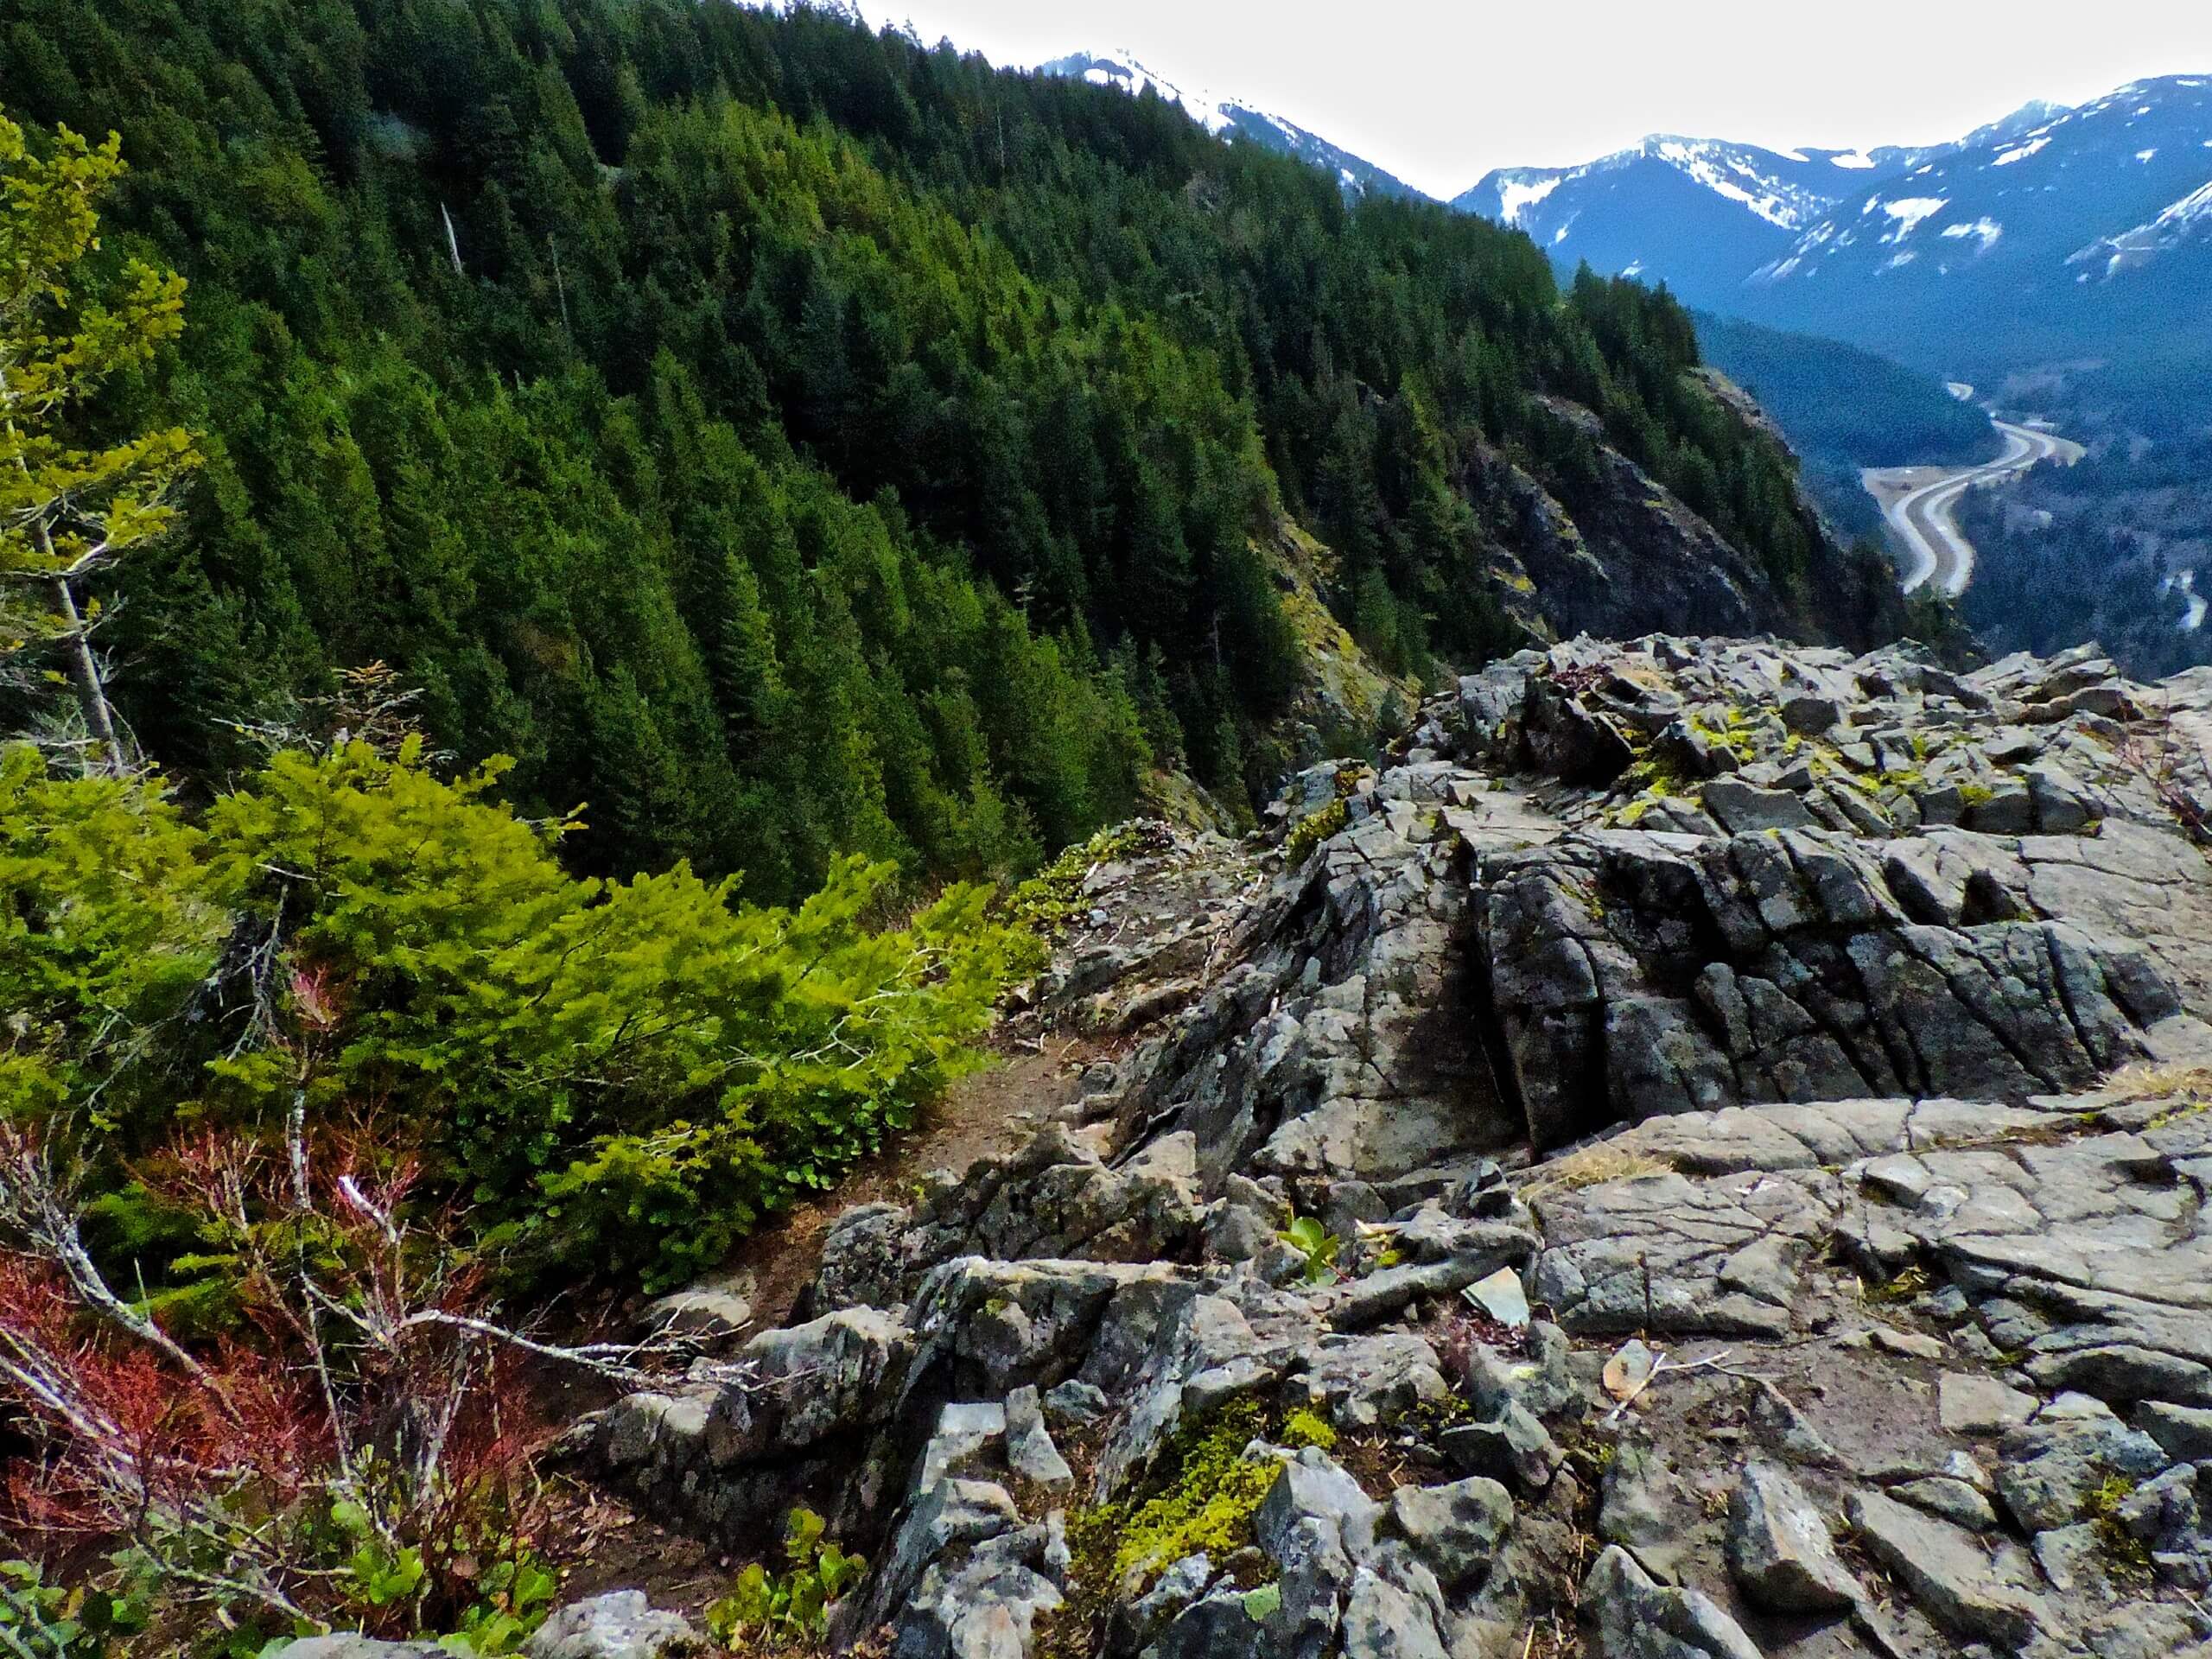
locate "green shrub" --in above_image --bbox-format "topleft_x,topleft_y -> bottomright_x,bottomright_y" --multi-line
705,1509 -> 865,1650
1279,1215 -> 1343,1284
0,1560 -> 143,1656
0,737 -> 1032,1290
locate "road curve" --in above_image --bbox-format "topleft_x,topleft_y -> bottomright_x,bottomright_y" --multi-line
1871,419 -> 2076,599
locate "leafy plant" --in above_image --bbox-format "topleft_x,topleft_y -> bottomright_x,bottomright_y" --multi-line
0,1559 -> 143,1657
704,1509 -> 865,1650
1279,1215 -> 1343,1285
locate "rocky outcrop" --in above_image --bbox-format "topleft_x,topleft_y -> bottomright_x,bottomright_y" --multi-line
593,635 -> 2212,1658
1452,394 -> 1910,655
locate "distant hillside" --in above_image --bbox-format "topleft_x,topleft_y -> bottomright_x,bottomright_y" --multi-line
1694,314 -> 2001,540
1693,314 -> 1998,467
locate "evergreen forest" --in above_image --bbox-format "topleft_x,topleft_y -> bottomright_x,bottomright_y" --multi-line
3,0 -> 1865,899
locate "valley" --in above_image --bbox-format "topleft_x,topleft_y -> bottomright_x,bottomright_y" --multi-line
1863,411 -> 2083,595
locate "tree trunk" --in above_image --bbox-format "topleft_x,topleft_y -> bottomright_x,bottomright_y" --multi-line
47,575 -> 124,775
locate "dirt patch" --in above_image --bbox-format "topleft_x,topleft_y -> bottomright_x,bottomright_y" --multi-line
726,1033 -> 1103,1332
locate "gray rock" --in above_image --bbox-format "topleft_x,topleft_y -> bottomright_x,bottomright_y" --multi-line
1462,1267 -> 1529,1328
1003,1386 -> 1073,1491
916,1402 -> 1007,1491
1386,1476 -> 1514,1588
1847,1488 -> 2045,1649
1938,1372 -> 2037,1435
1891,1476 -> 1999,1530
836,1479 -> 1020,1646
1267,1516 -> 1351,1657
1438,1403 -> 1563,1491
1993,1407 -> 2171,1531
1339,1565 -> 1450,1659
1597,1439 -> 1707,1586
1726,1460 -> 1859,1612
1044,1379 -> 1111,1425
2030,1522 -> 2108,1597
1255,1447 -> 1382,1564
1108,1553 -> 1215,1656
1748,1382 -> 1841,1468
639,1283 -> 754,1349
1146,1587 -> 1264,1659
2138,1401 -> 2212,1463
896,1554 -> 1063,1659
524,1592 -> 699,1659
273,1643 -> 448,1659
1701,777 -> 1821,833
1582,1544 -> 1764,1659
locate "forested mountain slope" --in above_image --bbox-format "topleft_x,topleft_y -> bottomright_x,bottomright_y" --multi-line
0,0 -> 1902,896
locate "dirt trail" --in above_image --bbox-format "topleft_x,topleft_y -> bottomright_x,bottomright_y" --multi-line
541,1030 -> 1106,1619
727,1034 -> 1103,1332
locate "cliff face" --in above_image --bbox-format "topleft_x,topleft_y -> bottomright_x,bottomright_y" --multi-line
594,634 -> 2212,1659
1455,388 -> 1910,658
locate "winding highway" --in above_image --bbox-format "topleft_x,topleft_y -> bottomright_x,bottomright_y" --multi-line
1863,416 -> 2082,599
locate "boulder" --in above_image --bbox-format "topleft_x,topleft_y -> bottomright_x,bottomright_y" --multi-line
524,1592 -> 699,1659
1847,1489 -> 2046,1649
1724,1461 -> 1859,1613
1581,1545 -> 1763,1659
1386,1476 -> 1514,1589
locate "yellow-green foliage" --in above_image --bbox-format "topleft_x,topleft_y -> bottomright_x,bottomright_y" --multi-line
2085,1474 -> 2152,1577
1285,798 -> 1348,865
1005,822 -> 1162,938
1863,1265 -> 1931,1306
1278,1408 -> 1337,1450
1071,1399 -> 1291,1595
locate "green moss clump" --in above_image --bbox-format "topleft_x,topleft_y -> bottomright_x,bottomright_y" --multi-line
1279,1408 -> 1338,1450
1065,1398 -> 1292,1599
1285,798 -> 1348,865
2086,1473 -> 2153,1579
1956,782 -> 1998,809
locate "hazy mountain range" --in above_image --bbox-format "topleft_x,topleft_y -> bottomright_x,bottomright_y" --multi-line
1030,39 -> 2209,400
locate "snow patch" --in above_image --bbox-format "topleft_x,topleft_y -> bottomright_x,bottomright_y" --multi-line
1646,137 -> 1828,228
1878,197 -> 1948,240
1830,151 -> 1878,169
2067,179 -> 2212,276
1497,175 -> 1561,226
1992,137 -> 2050,167
1941,217 -> 2003,250
2137,149 -> 2158,162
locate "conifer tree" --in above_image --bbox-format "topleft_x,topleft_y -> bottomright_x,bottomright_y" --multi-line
0,115 -> 197,774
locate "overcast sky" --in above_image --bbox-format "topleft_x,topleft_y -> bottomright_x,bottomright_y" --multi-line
871,0 -> 2212,197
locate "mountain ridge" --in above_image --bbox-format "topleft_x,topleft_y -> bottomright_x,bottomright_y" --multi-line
1032,48 -> 1432,201
1455,74 -> 2212,387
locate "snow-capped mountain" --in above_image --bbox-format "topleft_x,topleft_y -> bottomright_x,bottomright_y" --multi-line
1033,51 -> 1428,202
1452,136 -> 1923,304
1736,75 -> 2212,372
1458,77 -> 2212,381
